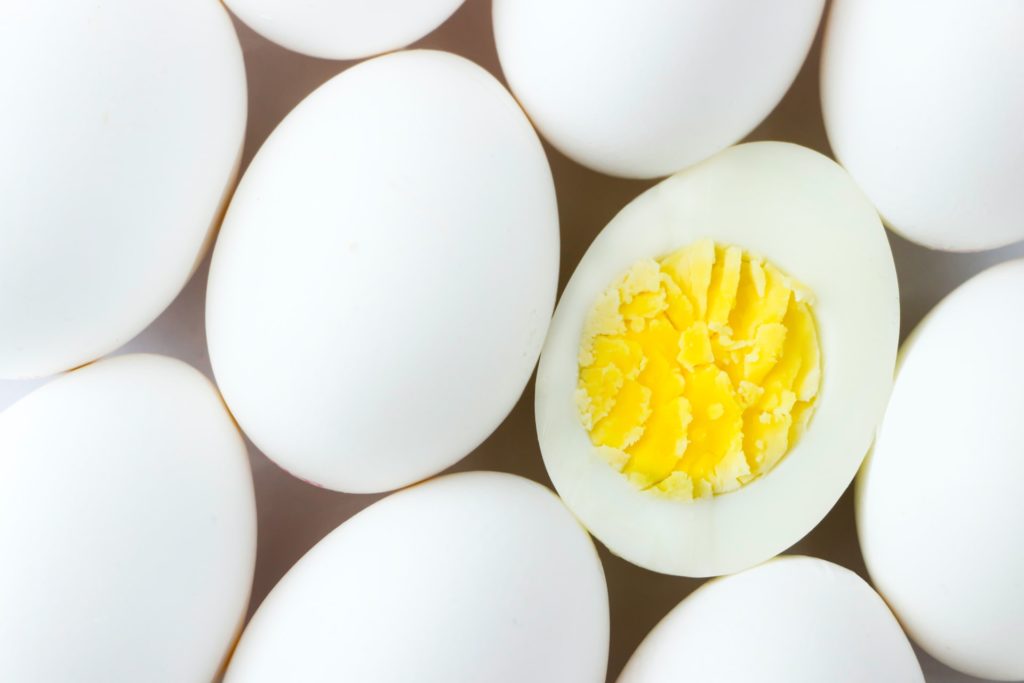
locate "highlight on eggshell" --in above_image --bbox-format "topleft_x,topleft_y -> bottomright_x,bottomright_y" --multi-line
536,141 -> 899,577
0,354 -> 257,683
0,0 -> 246,379
225,0 -> 466,60
493,0 -> 826,179
206,49 -> 559,494
821,0 -> 1024,251
224,471 -> 609,683
617,556 -> 924,682
857,259 -> 1024,681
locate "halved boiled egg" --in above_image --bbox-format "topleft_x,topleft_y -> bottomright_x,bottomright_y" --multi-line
536,142 -> 899,576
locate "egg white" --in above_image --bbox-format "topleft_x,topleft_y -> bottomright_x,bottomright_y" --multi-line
224,472 -> 608,683
0,0 -> 246,379
494,0 -> 825,179
618,556 -> 923,682
536,142 -> 898,576
225,0 -> 465,60
207,50 -> 559,494
822,0 -> 1024,251
0,355 -> 256,682
857,259 -> 1024,680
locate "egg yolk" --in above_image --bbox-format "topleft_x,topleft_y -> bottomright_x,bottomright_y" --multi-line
575,239 -> 821,500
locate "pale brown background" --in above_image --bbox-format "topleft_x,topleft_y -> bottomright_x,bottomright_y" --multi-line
3,1 -> 1021,680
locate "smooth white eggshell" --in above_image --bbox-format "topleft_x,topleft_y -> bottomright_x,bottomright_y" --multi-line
207,50 -> 559,493
0,354 -> 256,683
493,0 -> 825,179
822,0 -> 1024,251
536,142 -> 899,576
225,0 -> 465,60
858,259 -> 1024,680
224,471 -> 608,683
618,556 -> 923,683
0,0 -> 246,379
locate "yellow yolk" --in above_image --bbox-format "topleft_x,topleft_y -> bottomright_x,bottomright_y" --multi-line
575,239 -> 821,501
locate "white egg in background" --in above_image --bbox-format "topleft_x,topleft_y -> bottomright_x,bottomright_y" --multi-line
858,259 -> 1024,681
0,0 -> 246,379
224,471 -> 609,683
536,142 -> 899,577
493,0 -> 825,179
206,50 -> 559,493
618,556 -> 923,683
225,0 -> 466,60
822,0 -> 1024,252
0,354 -> 256,683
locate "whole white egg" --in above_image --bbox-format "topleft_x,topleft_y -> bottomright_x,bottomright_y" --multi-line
225,0 -> 465,60
493,0 -> 825,179
0,354 -> 256,682
0,0 -> 247,379
223,471 -> 608,683
618,556 -> 923,682
206,50 -> 559,493
536,142 -> 899,576
822,0 -> 1024,251
858,259 -> 1024,680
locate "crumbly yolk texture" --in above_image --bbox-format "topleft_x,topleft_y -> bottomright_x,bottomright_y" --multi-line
575,239 -> 821,501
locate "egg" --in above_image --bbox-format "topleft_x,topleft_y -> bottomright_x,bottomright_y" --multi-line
206,50 -> 558,493
536,141 -> 899,576
225,0 -> 465,60
0,354 -> 256,682
0,0 -> 246,379
618,556 -> 923,682
492,0 -> 825,179
857,259 -> 1024,680
224,471 -> 608,683
821,0 -> 1024,251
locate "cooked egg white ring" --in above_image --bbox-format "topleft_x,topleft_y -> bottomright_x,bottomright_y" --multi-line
536,142 -> 898,576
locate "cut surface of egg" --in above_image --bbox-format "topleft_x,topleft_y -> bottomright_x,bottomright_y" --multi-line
537,142 -> 898,576
822,0 -> 1024,251
224,472 -> 608,683
493,0 -> 825,178
576,239 -> 820,500
858,259 -> 1024,681
0,355 -> 256,683
225,0 -> 465,60
206,50 -> 558,493
0,0 -> 246,379
618,556 -> 923,682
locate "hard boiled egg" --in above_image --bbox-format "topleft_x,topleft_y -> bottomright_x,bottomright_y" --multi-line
206,50 -> 558,493
858,259 -> 1024,680
822,0 -> 1024,251
225,0 -> 465,60
224,472 -> 608,683
0,355 -> 256,682
0,0 -> 246,379
618,556 -> 923,682
493,0 -> 825,179
536,142 -> 899,576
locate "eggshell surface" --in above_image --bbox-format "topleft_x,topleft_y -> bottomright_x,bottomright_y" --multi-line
822,0 -> 1024,251
0,354 -> 256,683
618,556 -> 923,682
224,471 -> 608,683
858,259 -> 1024,680
493,0 -> 825,179
536,142 -> 899,576
0,0 -> 246,379
206,50 -> 559,493
225,0 -> 465,60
